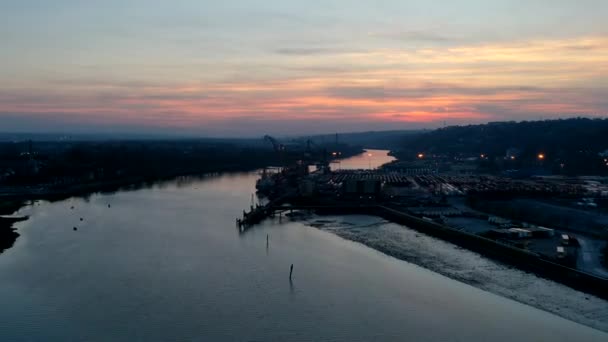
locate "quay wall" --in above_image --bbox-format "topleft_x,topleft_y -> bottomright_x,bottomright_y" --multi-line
251,201 -> 607,299
374,205 -> 608,300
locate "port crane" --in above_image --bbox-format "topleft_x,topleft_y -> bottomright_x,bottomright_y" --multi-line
263,135 -> 290,170
263,135 -> 286,153
262,135 -> 333,171
304,139 -> 331,172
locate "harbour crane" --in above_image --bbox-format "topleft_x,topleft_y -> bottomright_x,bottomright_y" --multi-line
263,135 -> 286,153
304,139 -> 331,173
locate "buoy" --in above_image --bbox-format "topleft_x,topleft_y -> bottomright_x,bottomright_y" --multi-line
80,218 -> 83,221
108,204 -> 111,208
73,227 -> 77,231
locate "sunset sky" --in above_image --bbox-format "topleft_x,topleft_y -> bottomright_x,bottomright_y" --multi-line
1,0 -> 607,136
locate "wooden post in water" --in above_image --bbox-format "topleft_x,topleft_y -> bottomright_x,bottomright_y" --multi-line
266,234 -> 269,248
289,264 -> 294,280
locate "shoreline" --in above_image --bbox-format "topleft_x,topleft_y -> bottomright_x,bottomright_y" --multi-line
0,165 -> 265,254
300,214 -> 608,333
0,148 -> 364,255
243,201 -> 608,300
0,216 -> 27,253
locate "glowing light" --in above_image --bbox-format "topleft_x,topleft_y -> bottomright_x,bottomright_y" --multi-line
418,153 -> 425,159
538,153 -> 545,160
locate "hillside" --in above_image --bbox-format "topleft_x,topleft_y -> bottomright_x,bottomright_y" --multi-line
395,118 -> 608,175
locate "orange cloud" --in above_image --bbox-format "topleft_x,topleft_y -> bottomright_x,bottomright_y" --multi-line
1,36 -> 607,131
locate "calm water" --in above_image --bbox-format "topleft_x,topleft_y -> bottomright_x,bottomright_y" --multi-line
0,151 -> 606,341
333,149 -> 396,170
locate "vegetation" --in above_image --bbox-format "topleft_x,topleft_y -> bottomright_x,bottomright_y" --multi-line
395,118 -> 608,175
0,140 -> 274,186
0,139 -> 361,195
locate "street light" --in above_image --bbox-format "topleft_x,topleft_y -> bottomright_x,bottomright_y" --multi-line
538,153 -> 545,160
418,153 -> 424,159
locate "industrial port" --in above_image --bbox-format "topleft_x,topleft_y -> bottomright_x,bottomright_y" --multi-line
240,146 -> 608,300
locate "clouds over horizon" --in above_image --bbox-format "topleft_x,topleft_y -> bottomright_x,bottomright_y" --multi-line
1,1 -> 607,135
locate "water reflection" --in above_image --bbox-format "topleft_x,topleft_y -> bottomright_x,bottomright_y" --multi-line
81,171 -> 258,199
333,149 -> 396,170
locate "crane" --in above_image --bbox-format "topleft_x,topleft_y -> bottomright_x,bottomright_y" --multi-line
263,135 -> 286,153
304,139 -> 330,173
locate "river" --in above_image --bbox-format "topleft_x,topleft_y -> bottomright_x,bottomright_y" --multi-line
0,150 -> 606,341
332,148 -> 396,170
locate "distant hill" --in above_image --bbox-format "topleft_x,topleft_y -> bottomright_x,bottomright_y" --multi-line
395,118 -> 608,175
0,131 -> 424,149
307,130 -> 425,149
399,118 -> 608,155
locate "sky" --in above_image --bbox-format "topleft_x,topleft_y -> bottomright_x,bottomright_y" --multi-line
1,0 -> 607,136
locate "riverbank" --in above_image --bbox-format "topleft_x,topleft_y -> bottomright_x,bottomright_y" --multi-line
0,168 -> 239,253
0,164 -> 275,254
0,215 -> 27,253
0,200 -> 26,253
0,144 -> 364,255
252,201 -> 608,300
0,162 -> 275,202
298,213 -> 608,333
